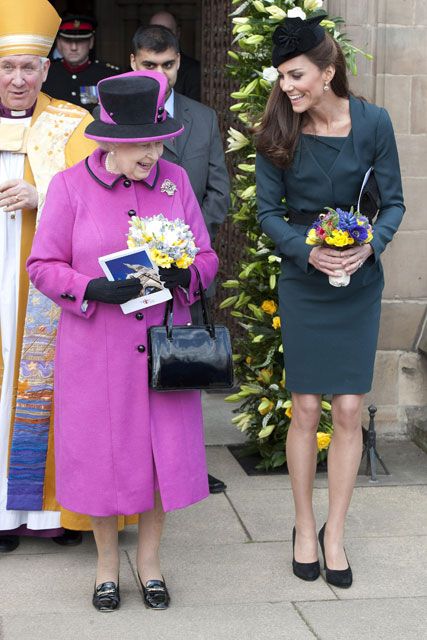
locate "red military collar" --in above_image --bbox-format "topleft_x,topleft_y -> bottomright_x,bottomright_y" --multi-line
62,58 -> 91,74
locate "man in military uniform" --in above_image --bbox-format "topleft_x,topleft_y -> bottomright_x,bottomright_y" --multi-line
42,15 -> 120,113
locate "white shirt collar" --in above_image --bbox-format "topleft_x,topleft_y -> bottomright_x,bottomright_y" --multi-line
164,89 -> 174,118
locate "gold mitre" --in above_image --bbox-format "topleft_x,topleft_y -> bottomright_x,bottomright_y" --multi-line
0,0 -> 61,57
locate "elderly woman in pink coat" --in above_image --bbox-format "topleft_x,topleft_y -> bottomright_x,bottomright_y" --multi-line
27,70 -> 218,612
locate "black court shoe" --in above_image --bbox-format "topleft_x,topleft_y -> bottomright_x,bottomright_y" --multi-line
0,535 -> 20,553
92,581 -> 120,612
292,527 -> 320,581
52,529 -> 83,546
138,573 -> 170,610
318,524 -> 353,589
208,474 -> 227,494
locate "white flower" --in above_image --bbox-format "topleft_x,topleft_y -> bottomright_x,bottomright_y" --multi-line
287,7 -> 307,19
262,66 -> 279,83
265,5 -> 287,20
303,0 -> 323,11
226,127 -> 250,153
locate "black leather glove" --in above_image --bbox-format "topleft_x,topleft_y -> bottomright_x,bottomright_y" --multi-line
158,266 -> 191,289
84,277 -> 143,304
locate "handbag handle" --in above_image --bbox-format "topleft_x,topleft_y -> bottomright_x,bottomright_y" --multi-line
162,265 -> 216,339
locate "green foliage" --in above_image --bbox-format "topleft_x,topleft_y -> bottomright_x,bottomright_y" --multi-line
224,0 -> 371,470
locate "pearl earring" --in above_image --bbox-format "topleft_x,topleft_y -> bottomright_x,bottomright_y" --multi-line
323,83 -> 330,91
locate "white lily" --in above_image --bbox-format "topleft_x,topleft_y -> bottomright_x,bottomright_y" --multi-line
303,0 -> 323,11
265,5 -> 287,20
226,127 -> 250,153
252,1 -> 267,13
287,7 -> 307,19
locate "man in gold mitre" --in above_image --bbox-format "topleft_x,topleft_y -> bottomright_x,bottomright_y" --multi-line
0,0 -> 99,552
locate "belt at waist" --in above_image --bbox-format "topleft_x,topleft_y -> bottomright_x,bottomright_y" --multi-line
286,205 -> 373,226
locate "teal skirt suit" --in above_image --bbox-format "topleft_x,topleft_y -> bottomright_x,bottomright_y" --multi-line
256,96 -> 405,394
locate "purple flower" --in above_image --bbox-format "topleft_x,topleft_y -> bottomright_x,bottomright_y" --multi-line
349,226 -> 369,242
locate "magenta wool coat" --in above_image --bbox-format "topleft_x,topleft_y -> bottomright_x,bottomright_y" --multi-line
27,148 -> 219,517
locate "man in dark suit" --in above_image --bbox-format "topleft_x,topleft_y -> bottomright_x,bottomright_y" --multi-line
130,25 -> 230,494
148,11 -> 201,102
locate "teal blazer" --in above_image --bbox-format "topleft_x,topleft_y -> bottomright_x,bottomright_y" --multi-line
256,95 -> 405,272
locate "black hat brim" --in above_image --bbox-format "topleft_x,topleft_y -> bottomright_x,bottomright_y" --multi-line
84,115 -> 184,143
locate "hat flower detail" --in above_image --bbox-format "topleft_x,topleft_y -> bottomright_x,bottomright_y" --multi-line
273,19 -> 317,53
271,13 -> 326,67
160,179 -> 177,196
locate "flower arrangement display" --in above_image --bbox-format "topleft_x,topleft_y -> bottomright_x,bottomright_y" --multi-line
127,214 -> 199,269
306,208 -> 374,286
220,0 -> 371,470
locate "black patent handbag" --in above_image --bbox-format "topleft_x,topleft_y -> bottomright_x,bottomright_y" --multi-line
148,267 -> 234,391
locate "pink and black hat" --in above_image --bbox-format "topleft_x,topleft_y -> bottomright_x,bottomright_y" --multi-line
84,70 -> 184,143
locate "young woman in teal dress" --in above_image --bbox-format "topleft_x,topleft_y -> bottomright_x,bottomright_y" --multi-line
255,16 -> 404,588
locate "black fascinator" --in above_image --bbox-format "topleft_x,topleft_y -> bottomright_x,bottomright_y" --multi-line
272,14 -> 326,67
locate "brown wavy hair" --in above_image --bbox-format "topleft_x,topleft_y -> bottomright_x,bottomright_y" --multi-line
254,33 -> 351,168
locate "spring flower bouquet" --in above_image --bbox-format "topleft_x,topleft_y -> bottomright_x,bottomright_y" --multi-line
306,207 -> 373,287
127,214 -> 199,269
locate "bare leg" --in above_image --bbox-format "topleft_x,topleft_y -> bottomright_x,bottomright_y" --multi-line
137,491 -> 165,584
325,394 -> 364,569
286,393 -> 322,563
90,516 -> 119,585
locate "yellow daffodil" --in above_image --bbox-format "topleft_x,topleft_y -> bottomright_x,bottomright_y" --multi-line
257,368 -> 273,384
285,406 -> 292,419
258,397 -> 274,416
245,356 -> 252,365
317,432 -> 332,451
272,316 -> 281,330
306,228 -> 319,245
150,248 -> 174,268
261,299 -> 277,315
325,229 -> 353,247
175,254 -> 193,269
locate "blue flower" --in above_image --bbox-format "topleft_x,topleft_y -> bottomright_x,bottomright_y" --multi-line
337,209 -> 357,231
349,226 -> 368,242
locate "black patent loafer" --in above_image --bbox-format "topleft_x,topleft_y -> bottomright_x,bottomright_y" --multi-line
292,527 -> 320,581
92,581 -> 120,612
52,529 -> 83,546
208,474 -> 227,494
0,535 -> 20,553
139,574 -> 170,610
318,524 -> 353,589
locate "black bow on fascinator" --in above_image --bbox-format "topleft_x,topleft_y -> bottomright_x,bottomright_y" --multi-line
272,14 -> 326,67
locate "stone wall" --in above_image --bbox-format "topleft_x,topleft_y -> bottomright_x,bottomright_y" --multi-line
327,0 -> 427,437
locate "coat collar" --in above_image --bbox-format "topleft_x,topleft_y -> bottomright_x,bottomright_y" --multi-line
85,147 -> 159,190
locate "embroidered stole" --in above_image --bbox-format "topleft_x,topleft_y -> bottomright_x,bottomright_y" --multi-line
7,101 -> 87,510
